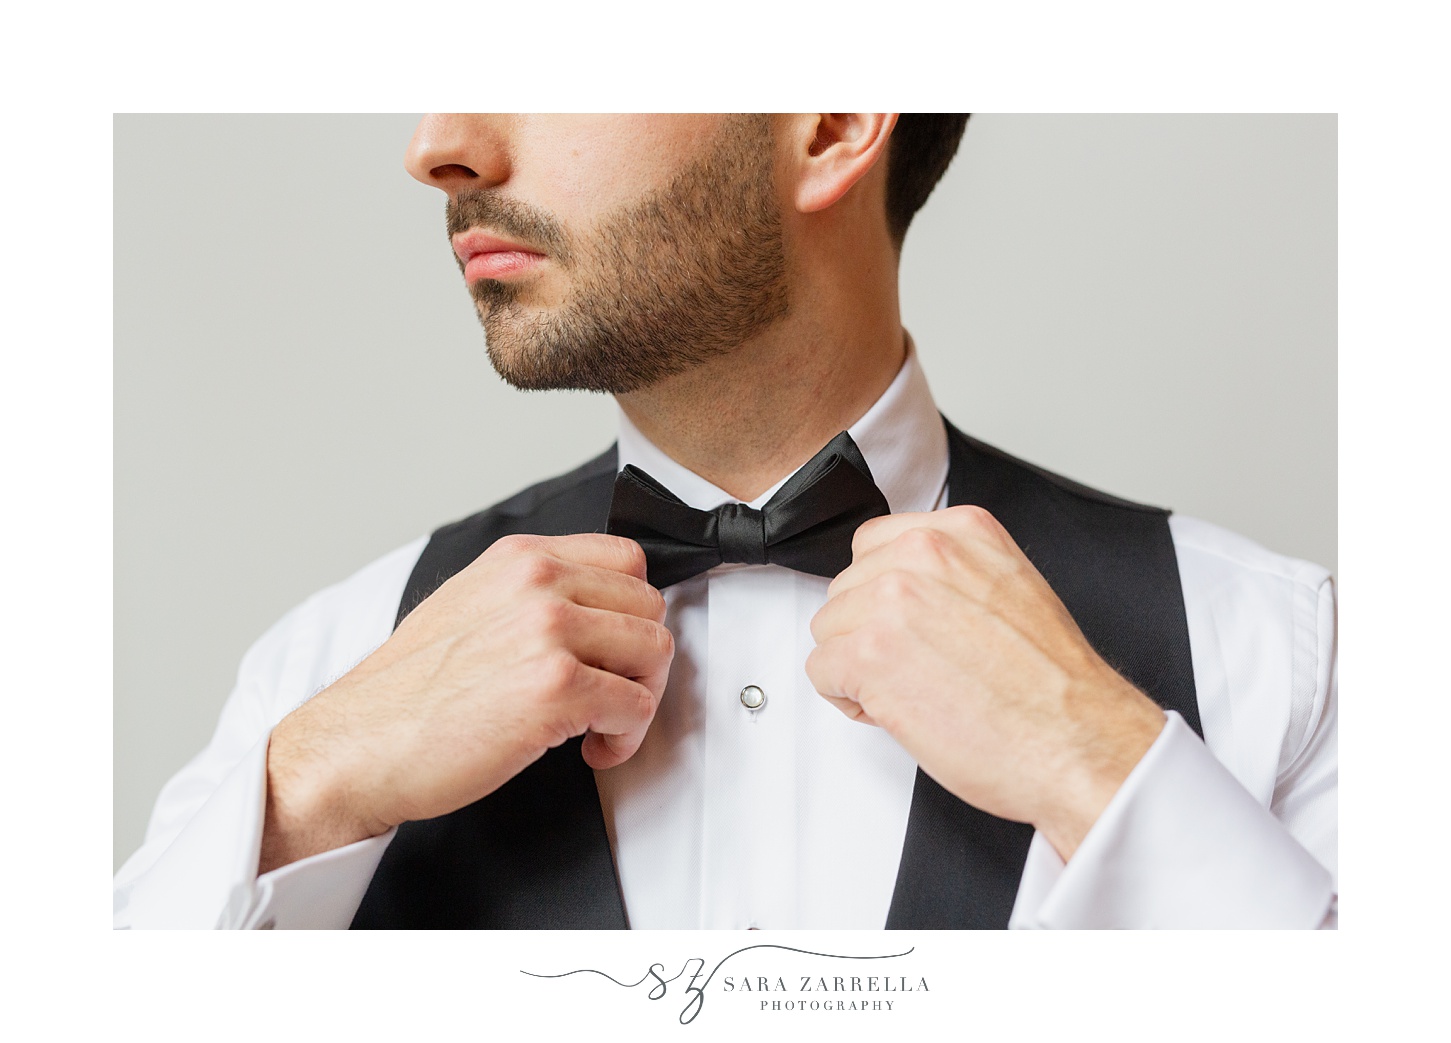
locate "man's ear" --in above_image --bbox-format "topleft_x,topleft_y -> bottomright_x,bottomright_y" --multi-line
788,114 -> 898,215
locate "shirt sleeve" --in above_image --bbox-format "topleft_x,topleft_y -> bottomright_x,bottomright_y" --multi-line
113,537 -> 425,929
112,721 -> 396,930
1008,520 -> 1338,929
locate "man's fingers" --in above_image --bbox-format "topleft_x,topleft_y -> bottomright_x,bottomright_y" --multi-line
834,507 -> 1025,601
829,534 -> 1018,607
480,534 -> 666,620
567,605 -> 675,691
568,665 -> 658,769
581,727 -> 648,770
849,510 -> 937,560
492,532 -> 650,581
848,504 -> 1015,563
561,563 -> 667,622
810,579 -> 882,644
804,636 -> 877,726
573,663 -> 659,737
819,694 -> 880,727
831,529 -> 960,601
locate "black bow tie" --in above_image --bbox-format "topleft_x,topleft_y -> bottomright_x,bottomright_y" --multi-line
606,431 -> 890,589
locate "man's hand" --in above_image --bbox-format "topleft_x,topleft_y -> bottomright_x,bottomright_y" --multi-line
806,506 -> 1166,862
259,533 -> 673,874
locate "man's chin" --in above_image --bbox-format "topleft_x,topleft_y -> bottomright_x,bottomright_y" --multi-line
482,334 -> 675,396
484,337 -> 613,395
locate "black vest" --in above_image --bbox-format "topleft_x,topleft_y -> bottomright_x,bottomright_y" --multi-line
352,419 -> 1200,929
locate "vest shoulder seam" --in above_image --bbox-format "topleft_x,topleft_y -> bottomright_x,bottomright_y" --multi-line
945,419 -> 1168,516
441,444 -> 619,532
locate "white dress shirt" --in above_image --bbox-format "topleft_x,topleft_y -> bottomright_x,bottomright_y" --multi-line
113,346 -> 1337,930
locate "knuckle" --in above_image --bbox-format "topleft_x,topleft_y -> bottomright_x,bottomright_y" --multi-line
851,517 -> 886,555
611,537 -> 648,577
537,650 -> 580,696
528,597 -> 574,640
512,552 -> 560,589
531,712 -> 576,751
652,622 -> 675,659
954,504 -> 999,534
859,625 -> 892,664
491,532 -> 543,557
880,570 -> 918,605
804,644 -> 829,684
631,681 -> 657,722
865,694 -> 898,732
901,526 -> 948,559
643,582 -> 668,622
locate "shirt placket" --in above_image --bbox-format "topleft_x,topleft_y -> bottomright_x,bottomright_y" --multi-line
700,564 -> 800,929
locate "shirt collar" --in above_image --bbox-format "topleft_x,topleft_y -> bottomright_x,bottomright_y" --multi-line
615,332 -> 949,516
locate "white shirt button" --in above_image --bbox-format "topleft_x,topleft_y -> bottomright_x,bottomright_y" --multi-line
739,685 -> 766,710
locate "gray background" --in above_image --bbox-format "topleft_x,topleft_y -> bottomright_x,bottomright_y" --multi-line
114,114 -> 1336,869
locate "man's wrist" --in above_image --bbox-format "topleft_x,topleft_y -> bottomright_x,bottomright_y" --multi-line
1033,676 -> 1166,862
259,701 -> 389,875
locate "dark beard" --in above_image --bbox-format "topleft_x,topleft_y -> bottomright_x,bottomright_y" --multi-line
447,116 -> 790,394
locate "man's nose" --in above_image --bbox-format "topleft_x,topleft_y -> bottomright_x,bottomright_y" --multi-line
404,114 -> 510,193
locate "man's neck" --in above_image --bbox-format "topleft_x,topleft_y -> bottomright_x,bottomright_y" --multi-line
614,296 -> 907,503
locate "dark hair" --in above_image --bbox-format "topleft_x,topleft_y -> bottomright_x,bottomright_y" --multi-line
885,114 -> 971,248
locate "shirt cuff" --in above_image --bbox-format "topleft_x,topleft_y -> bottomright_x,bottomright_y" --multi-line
1008,711 -> 1334,929
238,828 -> 396,929
120,728 -> 395,929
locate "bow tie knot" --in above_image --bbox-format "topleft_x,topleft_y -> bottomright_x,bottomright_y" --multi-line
713,502 -> 768,566
606,431 -> 890,588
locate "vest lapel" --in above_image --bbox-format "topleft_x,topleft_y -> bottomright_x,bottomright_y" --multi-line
885,420 -> 1200,928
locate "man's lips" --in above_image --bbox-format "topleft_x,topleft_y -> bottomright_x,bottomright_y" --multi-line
451,230 -> 547,283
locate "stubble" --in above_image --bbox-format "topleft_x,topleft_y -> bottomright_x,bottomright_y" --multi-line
447,115 -> 790,394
